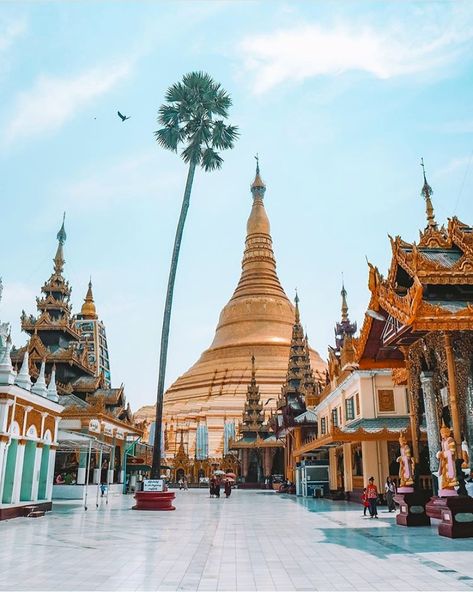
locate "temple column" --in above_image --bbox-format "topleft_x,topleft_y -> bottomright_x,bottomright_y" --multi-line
11,439 -> 26,503
361,441 -> 382,487
444,333 -> 462,455
45,446 -> 57,501
108,440 -> 116,485
328,448 -> 337,490
343,443 -> 353,492
405,354 -> 420,461
263,448 -> 272,477
241,450 -> 249,480
31,443 -> 44,501
465,377 -> 473,470
77,451 -> 87,485
294,427 -> 302,463
0,437 -> 7,500
420,371 -> 440,474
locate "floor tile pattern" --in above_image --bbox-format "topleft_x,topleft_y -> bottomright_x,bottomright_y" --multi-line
0,490 -> 472,591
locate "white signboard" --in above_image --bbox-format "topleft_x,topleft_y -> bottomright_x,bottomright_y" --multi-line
143,479 -> 164,492
89,419 -> 101,434
102,422 -> 114,437
115,429 -> 125,440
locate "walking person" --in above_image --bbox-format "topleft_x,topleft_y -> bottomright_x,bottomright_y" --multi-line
361,487 -> 370,517
385,476 -> 396,512
209,476 -> 216,498
367,477 -> 379,518
183,476 -> 188,491
224,479 -> 232,498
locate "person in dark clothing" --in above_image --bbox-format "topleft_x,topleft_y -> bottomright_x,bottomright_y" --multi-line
224,479 -> 232,498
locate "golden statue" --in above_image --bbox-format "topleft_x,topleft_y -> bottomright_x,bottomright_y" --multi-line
437,423 -> 458,494
397,431 -> 415,489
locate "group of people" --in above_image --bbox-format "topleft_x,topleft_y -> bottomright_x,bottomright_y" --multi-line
361,476 -> 397,518
178,476 -> 189,490
209,476 -> 232,498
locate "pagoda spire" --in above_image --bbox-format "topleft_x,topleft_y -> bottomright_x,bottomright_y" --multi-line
15,350 -> 32,391
80,278 -> 98,319
295,290 -> 300,323
47,365 -> 59,402
341,280 -> 349,322
228,159 -> 287,302
54,213 -> 67,274
31,359 -> 47,397
420,158 -> 437,230
241,355 -> 265,434
0,333 -> 16,385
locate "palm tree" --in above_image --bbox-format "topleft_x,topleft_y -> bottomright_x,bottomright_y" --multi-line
151,72 -> 238,478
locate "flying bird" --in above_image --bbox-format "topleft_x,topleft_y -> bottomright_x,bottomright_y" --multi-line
117,110 -> 130,122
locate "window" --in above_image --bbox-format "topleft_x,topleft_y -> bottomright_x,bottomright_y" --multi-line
321,417 -> 327,435
332,408 -> 338,428
355,393 -> 360,415
345,397 -> 355,421
338,406 -> 342,425
378,389 -> 395,413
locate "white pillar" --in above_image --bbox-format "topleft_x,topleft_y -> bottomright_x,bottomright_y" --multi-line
343,443 -> 353,491
0,440 -> 7,501
31,444 -> 43,501
11,441 -> 26,503
328,448 -> 337,490
45,448 -> 57,501
0,401 -> 11,432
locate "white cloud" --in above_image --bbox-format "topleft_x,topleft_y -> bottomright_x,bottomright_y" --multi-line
59,151 -> 181,211
436,155 -> 473,178
0,18 -> 26,54
238,9 -> 473,94
4,60 -> 133,145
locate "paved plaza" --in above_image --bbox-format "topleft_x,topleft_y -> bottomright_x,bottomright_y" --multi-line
1,490 -> 473,592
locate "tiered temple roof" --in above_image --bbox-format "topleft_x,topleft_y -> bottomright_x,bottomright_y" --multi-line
356,163 -> 473,367
327,283 -> 358,383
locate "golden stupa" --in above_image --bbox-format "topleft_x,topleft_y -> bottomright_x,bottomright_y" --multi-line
136,164 -> 325,458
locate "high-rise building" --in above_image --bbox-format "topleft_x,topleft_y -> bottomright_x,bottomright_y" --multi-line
75,281 -> 112,387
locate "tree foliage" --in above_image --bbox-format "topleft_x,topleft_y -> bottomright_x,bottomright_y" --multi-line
155,71 -> 239,171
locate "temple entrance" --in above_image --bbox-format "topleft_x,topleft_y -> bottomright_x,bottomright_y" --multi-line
247,450 -> 262,483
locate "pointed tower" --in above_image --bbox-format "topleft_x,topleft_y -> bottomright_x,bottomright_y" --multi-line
161,163 -> 325,458
241,356 -> 266,436
75,280 -> 112,387
12,216 -> 97,397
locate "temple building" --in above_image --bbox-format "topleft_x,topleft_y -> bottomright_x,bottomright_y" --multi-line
10,218 -> 140,492
75,280 -> 112,387
136,164 -> 326,476
0,281 -> 63,520
230,355 -> 283,483
272,294 -> 322,485
353,165 -> 473,534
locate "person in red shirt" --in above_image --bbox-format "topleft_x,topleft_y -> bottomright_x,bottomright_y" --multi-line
366,477 -> 379,518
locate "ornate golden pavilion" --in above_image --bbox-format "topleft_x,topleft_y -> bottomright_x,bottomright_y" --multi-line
136,164 -> 325,470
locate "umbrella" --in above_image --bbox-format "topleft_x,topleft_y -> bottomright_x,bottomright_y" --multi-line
225,472 -> 236,479
224,477 -> 235,483
214,470 -> 225,475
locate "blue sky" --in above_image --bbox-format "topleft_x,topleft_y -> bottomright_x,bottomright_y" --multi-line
1,1 -> 473,410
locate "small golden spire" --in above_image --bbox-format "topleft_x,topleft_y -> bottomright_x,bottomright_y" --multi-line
251,354 -> 256,379
420,158 -> 437,230
80,278 -> 98,319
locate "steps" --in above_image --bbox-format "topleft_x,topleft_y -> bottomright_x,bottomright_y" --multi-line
23,505 -> 45,518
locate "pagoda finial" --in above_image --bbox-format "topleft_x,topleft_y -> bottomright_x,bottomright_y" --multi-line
251,354 -> 256,379
294,290 -> 300,323
81,278 -> 97,319
15,350 -> 32,391
53,213 -> 67,274
47,364 -> 59,402
32,359 -> 47,398
251,154 -> 266,200
341,276 -> 349,322
420,158 -> 437,230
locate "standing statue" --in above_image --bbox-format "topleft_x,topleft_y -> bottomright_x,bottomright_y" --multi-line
397,431 -> 415,491
437,423 -> 458,495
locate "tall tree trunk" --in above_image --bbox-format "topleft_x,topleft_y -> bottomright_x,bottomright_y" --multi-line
151,162 -> 196,479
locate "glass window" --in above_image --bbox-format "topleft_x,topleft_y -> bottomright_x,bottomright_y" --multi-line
332,408 -> 338,428
345,397 -> 355,421
321,417 -> 327,435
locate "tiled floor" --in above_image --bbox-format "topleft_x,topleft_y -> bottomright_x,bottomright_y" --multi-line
0,490 -> 473,591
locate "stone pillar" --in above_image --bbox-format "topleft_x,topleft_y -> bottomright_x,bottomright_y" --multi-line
45,447 -> 57,501
11,439 -> 26,503
31,443 -> 44,501
405,357 -> 420,461
361,441 -> 382,487
263,448 -> 272,477
466,377 -> 473,470
328,448 -> 337,490
444,333 -> 462,455
0,437 -> 7,501
420,371 -> 440,474
241,450 -> 249,480
77,451 -> 87,485
343,443 -> 353,492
